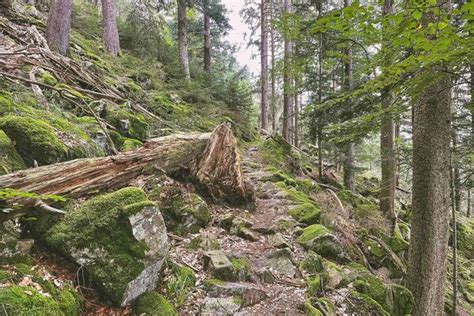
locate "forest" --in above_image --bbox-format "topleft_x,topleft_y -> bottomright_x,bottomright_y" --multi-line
0,0 -> 472,315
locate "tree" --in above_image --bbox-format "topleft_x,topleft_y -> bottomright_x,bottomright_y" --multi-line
203,0 -> 211,73
407,1 -> 452,313
260,0 -> 269,132
342,0 -> 355,192
178,0 -> 191,80
46,0 -> 73,55
102,0 -> 121,56
379,0 -> 396,227
282,0 -> 292,143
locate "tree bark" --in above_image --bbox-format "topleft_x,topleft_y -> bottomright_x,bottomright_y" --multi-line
408,20 -> 452,316
282,0 -> 292,143
342,0 -> 355,192
46,0 -> 73,55
379,0 -> 396,228
294,75 -> 299,148
102,0 -> 121,56
178,0 -> 191,81
203,0 -> 211,73
0,125 -> 252,222
270,0 -> 277,132
260,0 -> 269,132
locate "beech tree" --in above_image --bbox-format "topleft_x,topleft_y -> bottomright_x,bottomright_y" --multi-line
46,0 -> 73,55
177,0 -> 190,80
102,0 -> 121,56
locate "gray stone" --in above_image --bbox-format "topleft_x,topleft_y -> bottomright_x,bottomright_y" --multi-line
269,233 -> 290,249
264,248 -> 296,278
201,297 -> 242,315
203,250 -> 234,281
256,268 -> 276,283
206,281 -> 267,307
0,228 -> 34,261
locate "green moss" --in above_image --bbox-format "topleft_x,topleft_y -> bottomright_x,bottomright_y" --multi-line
304,301 -> 323,316
230,257 -> 252,281
299,251 -> 324,275
132,291 -> 178,316
166,262 -> 196,305
0,115 -> 68,166
348,291 -> 390,315
289,203 -> 321,225
106,109 -> 150,140
307,275 -> 323,296
353,275 -> 386,305
297,224 -> 331,245
297,225 -> 348,262
0,130 -> 25,174
46,187 -> 153,305
364,238 -> 384,258
457,220 -> 474,259
121,138 -> 143,151
39,71 -> 58,86
0,270 -> 12,283
312,297 -> 336,315
204,278 -> 226,287
55,83 -> 88,100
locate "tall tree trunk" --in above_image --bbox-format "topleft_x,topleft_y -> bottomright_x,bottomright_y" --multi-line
342,0 -> 355,192
1,0 -> 12,12
282,0 -> 292,142
177,0 -> 190,81
468,190 -> 471,217
379,0 -> 396,228
294,75 -> 299,147
407,1 -> 452,309
270,0 -> 277,131
203,0 -> 211,73
46,0 -> 73,55
317,16 -> 324,178
260,0 -> 269,132
102,0 -> 121,56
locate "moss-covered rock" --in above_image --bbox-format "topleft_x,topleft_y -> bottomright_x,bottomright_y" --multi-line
165,262 -> 196,305
312,297 -> 336,316
289,203 -> 321,225
299,251 -> 324,275
132,291 -> 177,316
346,291 -> 390,315
297,225 -> 348,262
230,257 -> 252,281
121,137 -> 143,151
0,130 -> 25,174
46,187 -> 169,306
153,184 -> 211,235
0,115 -> 68,166
304,300 -> 323,316
106,108 -> 150,140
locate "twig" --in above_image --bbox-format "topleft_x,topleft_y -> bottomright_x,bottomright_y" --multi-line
326,188 -> 345,213
34,200 -> 66,215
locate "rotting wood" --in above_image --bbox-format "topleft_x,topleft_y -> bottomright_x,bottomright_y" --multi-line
0,124 -> 253,221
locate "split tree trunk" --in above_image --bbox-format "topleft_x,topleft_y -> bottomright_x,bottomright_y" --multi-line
260,0 -> 269,132
102,0 -> 121,56
407,2 -> 452,312
379,0 -> 396,228
203,0 -> 211,73
178,0 -> 190,81
0,125 -> 252,222
46,0 -> 73,55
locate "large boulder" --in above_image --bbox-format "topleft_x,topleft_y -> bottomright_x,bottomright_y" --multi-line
46,187 -> 168,306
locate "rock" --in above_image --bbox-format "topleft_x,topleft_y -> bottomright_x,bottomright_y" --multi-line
201,297 -> 242,315
221,216 -> 259,241
297,224 -> 348,263
46,187 -> 169,306
299,251 -> 324,275
346,291 -> 390,315
205,281 -> 267,307
253,225 -> 277,235
269,233 -> 290,249
306,297 -> 336,316
203,251 -> 234,281
0,226 -> 34,263
132,291 -> 177,316
289,203 -> 321,225
256,268 -> 276,283
230,257 -> 252,281
264,248 -> 296,278
154,184 -> 211,235
237,226 -> 259,241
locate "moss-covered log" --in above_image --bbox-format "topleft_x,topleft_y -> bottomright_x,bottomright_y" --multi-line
0,124 -> 253,220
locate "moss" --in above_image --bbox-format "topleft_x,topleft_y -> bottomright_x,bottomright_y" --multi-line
353,275 -> 386,305
0,270 -> 12,283
106,108 -> 150,140
230,257 -> 252,281
289,203 -> 321,225
204,278 -> 226,287
304,301 -> 323,316
0,115 -> 68,166
39,70 -> 58,86
297,224 -> 331,246
306,275 -> 323,296
381,228 -> 409,253
457,220 -> 474,259
299,251 -> 324,275
298,225 -> 348,262
312,297 -> 336,315
364,238 -> 384,258
166,262 -> 196,305
121,138 -> 143,151
55,83 -> 89,100
46,187 -> 153,305
348,291 -> 389,315
0,130 -> 25,174
132,291 -> 178,316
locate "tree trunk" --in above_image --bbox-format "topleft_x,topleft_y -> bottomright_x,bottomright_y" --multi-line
260,0 -> 269,132
1,0 -> 12,11
270,0 -> 277,132
468,190 -> 471,218
46,0 -> 73,55
294,76 -> 299,148
342,0 -> 355,192
282,0 -> 292,143
203,0 -> 211,73
379,0 -> 396,228
408,37 -> 452,316
0,125 -> 252,222
101,0 -> 121,56
178,0 -> 190,81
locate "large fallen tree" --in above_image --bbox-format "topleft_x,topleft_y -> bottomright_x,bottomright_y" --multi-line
0,124 -> 254,221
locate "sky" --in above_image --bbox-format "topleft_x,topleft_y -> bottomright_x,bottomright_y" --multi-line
221,0 -> 260,78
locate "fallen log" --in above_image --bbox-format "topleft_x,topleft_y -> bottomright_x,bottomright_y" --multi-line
0,124 -> 253,221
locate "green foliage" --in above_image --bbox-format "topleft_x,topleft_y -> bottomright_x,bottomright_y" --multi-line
132,291 -> 178,316
166,262 -> 196,305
